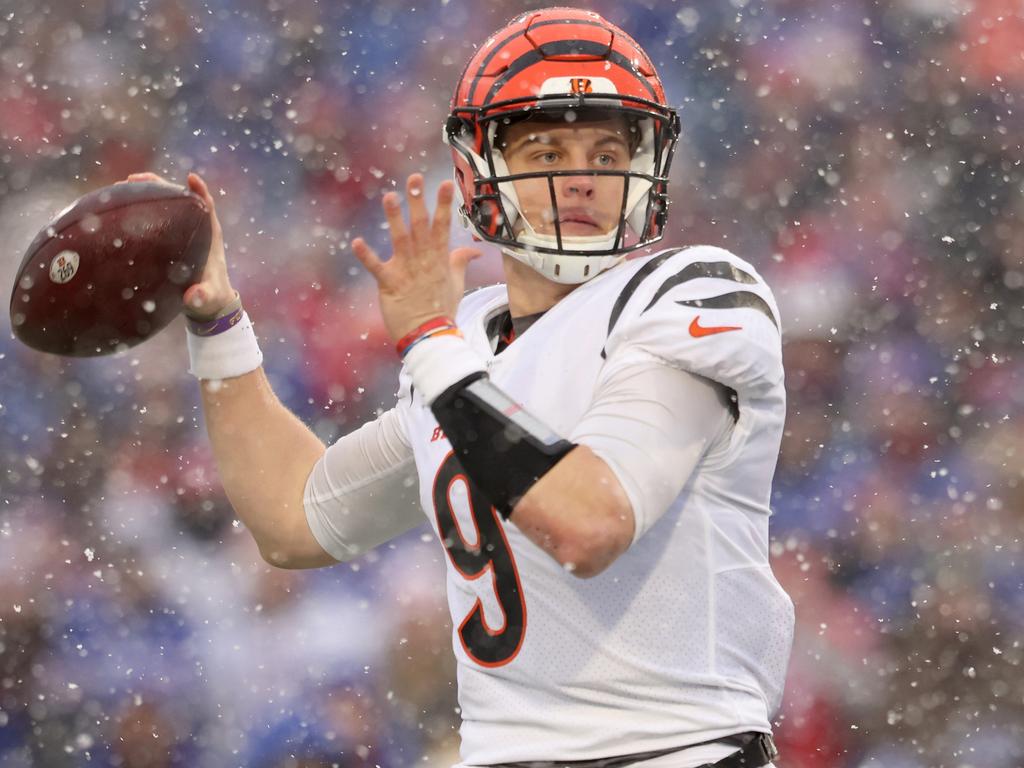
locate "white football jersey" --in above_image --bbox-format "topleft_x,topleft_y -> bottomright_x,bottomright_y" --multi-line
394,245 -> 794,766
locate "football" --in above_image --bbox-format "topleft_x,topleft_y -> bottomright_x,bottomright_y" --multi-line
8,181 -> 211,357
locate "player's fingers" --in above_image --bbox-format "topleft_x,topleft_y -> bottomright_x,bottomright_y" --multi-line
187,172 -> 211,202
187,173 -> 224,240
381,192 -> 412,260
125,172 -> 171,185
352,237 -> 386,280
431,180 -> 455,253
405,174 -> 430,250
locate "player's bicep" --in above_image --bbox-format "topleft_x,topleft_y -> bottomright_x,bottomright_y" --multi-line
571,355 -> 734,543
304,406 -> 423,562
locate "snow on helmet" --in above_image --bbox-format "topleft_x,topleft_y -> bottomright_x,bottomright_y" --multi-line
445,7 -> 680,284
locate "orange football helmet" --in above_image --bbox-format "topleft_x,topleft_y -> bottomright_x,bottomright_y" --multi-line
445,7 -> 680,283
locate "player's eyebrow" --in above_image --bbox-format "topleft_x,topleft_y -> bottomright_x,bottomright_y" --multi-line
593,135 -> 630,149
506,131 -> 630,153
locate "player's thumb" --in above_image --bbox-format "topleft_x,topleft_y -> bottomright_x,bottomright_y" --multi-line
450,246 -> 483,273
182,282 -> 233,320
182,282 -> 210,315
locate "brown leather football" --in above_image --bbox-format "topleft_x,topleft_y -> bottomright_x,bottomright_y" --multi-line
9,181 -> 211,357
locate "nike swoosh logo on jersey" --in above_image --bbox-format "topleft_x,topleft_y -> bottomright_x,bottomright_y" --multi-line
689,316 -> 742,337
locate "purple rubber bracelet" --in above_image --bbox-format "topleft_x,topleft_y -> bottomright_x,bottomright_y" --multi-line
187,306 -> 244,337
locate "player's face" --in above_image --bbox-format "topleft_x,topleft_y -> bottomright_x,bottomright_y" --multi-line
500,117 -> 632,238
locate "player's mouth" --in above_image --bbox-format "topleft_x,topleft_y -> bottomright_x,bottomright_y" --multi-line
557,210 -> 602,235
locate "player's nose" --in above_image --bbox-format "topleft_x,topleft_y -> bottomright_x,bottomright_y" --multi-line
559,173 -> 596,199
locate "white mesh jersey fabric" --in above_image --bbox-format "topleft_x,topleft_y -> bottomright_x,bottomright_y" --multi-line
399,245 -> 794,766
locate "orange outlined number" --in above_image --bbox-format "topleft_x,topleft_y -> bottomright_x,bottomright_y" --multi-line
432,452 -> 526,667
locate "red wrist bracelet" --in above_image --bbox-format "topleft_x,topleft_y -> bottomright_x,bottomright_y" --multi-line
395,316 -> 458,357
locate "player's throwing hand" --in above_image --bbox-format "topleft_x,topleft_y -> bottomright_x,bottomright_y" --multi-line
122,171 -> 236,320
352,173 -> 481,344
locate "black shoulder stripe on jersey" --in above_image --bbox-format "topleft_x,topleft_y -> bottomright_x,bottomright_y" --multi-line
676,291 -> 779,329
602,252 -> 760,357
603,248 -> 684,351
641,261 -> 758,315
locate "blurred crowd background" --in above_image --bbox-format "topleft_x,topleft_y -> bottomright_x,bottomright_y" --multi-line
1,0 -> 1022,766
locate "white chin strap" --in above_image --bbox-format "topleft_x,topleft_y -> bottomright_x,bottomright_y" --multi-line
499,218 -> 624,284
457,118 -> 659,285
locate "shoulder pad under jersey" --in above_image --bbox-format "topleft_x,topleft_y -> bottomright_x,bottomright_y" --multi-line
603,245 -> 784,398
455,283 -> 507,327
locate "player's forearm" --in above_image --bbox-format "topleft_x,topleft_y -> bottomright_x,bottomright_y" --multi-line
511,446 -> 634,578
198,367 -> 326,564
413,343 -> 634,577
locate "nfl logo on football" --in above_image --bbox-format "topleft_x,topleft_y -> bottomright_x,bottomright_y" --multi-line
49,250 -> 79,284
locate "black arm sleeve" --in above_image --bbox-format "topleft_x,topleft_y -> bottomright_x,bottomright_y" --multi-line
430,373 -> 576,518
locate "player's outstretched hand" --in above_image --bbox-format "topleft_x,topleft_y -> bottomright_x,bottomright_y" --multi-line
121,171 -> 236,320
352,173 -> 481,343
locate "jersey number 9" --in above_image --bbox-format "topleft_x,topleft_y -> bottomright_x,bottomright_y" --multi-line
432,452 -> 527,667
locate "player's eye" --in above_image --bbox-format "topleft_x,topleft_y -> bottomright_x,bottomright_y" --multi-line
533,151 -> 560,164
594,147 -> 628,167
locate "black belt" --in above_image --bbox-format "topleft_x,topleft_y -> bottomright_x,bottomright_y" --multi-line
698,732 -> 779,768
488,731 -> 779,768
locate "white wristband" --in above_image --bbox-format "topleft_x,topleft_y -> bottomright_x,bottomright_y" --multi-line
402,333 -> 487,405
186,311 -> 264,381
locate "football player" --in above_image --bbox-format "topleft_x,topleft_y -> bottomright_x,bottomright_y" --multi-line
153,8 -> 793,768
